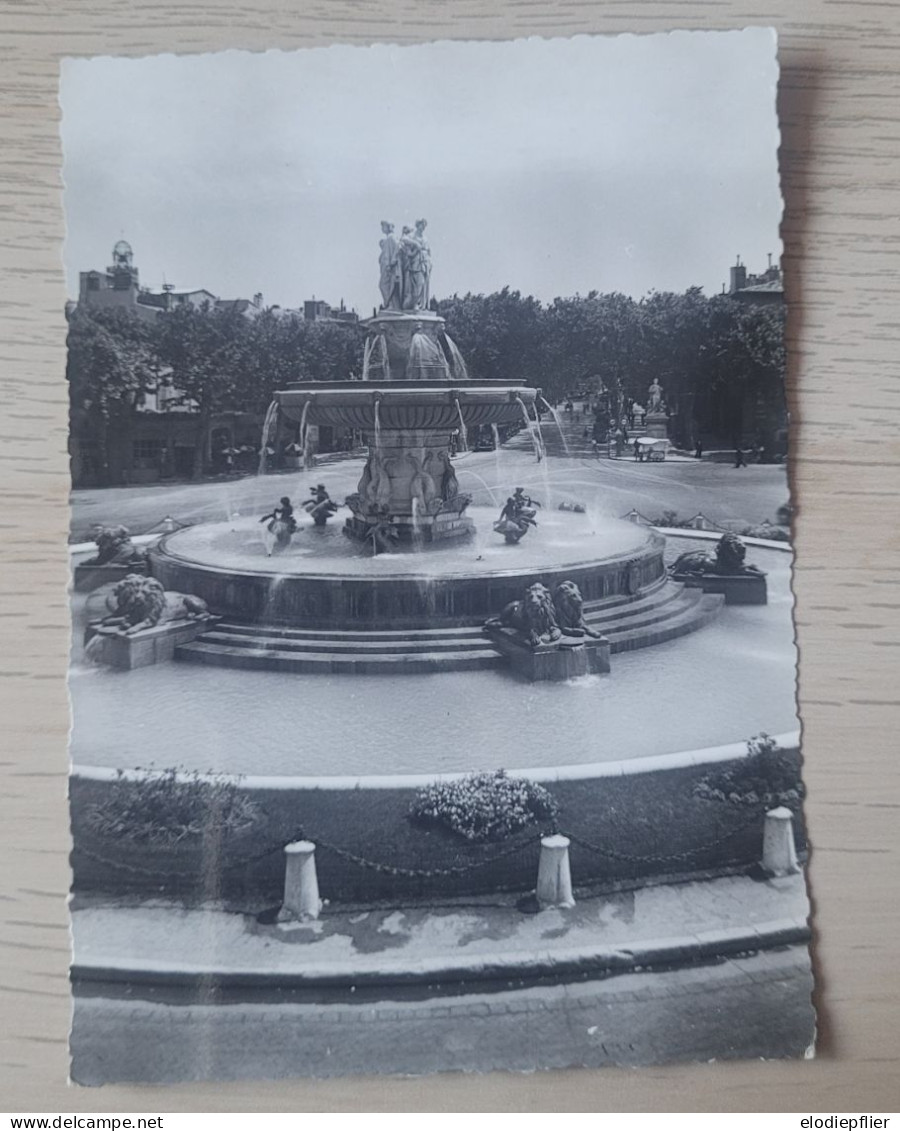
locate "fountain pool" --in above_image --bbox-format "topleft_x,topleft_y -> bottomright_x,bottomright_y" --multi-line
70,538 -> 796,779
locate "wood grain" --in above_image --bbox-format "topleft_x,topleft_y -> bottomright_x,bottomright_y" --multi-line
1,0 -> 898,1112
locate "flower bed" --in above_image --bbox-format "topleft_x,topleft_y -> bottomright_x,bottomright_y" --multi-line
69,746 -> 805,906
693,734 -> 805,811
409,770 -> 559,842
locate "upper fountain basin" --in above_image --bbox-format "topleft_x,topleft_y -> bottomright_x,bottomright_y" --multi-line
275,381 -> 540,431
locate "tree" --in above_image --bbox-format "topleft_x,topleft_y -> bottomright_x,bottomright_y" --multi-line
436,289 -> 547,390
152,303 -> 248,477
637,288 -> 710,447
66,306 -> 157,481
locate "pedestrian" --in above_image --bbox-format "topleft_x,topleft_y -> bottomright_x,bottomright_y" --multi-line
734,446 -> 747,469
633,438 -> 641,461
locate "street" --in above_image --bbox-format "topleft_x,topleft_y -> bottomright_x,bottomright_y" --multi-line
70,946 -> 814,1084
70,431 -> 790,541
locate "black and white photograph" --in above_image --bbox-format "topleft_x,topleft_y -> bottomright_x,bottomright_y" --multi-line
63,28 -> 813,1085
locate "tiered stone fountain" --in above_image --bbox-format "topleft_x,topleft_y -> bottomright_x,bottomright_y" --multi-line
149,220 -> 724,675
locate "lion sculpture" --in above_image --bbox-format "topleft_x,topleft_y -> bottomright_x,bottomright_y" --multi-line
553,580 -> 603,638
670,532 -> 761,578
85,525 -> 147,569
100,574 -> 210,635
484,582 -> 562,649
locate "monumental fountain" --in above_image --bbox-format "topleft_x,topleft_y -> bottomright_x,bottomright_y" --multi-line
71,221 -> 797,906
142,220 -> 726,679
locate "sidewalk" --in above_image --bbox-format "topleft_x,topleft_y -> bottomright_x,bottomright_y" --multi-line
71,871 -> 810,992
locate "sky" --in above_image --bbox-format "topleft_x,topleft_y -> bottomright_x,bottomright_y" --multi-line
60,30 -> 783,313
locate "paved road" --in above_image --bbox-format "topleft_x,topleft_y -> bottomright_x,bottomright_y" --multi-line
70,441 -> 789,540
70,946 -> 814,1084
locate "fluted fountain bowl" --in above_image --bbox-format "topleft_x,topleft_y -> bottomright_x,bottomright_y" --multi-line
275,380 -> 540,432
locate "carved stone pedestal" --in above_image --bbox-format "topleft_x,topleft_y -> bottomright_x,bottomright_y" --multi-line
672,571 -> 768,605
84,617 -> 216,670
485,628 -> 610,681
73,561 -> 148,593
642,410 -> 669,440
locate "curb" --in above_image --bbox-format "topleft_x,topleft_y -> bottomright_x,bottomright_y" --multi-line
71,918 -> 811,995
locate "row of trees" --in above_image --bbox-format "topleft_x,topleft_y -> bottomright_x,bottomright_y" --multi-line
67,286 -> 786,480
435,288 -> 786,449
67,304 -> 362,479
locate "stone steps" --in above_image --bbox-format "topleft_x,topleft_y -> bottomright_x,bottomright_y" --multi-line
605,592 -> 725,653
195,628 -> 498,657
176,640 -> 498,675
174,580 -> 723,675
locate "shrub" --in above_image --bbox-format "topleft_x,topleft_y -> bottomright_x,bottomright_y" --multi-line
84,768 -> 261,846
693,734 -> 805,810
408,770 -> 559,843
651,512 -> 791,542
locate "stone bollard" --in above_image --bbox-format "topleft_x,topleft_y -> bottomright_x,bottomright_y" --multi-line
536,834 -> 575,909
762,807 -> 800,877
278,840 -> 322,922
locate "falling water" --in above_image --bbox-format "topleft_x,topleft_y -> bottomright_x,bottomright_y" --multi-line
363,334 -> 391,382
257,400 -> 279,476
408,331 -> 449,381
442,334 -> 469,380
263,574 -> 287,620
361,336 -> 375,382
298,400 -> 311,468
515,396 -> 543,462
373,398 -> 382,449
410,496 -> 423,543
376,334 -> 391,381
540,397 -> 571,458
458,468 -> 500,507
454,398 -> 469,452
533,408 -> 546,461
491,423 -> 504,486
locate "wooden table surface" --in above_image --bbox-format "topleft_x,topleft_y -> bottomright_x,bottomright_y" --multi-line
1,0 -> 898,1113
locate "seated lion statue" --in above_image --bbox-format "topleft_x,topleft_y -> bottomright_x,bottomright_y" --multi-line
670,532 -> 762,577
553,580 -> 603,638
484,582 -> 562,649
85,525 -> 147,569
100,574 -> 210,635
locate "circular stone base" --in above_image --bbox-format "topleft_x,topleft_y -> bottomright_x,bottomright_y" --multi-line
150,509 -> 663,630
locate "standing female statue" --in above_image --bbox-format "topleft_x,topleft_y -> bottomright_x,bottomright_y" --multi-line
400,219 -> 431,311
378,221 -> 403,310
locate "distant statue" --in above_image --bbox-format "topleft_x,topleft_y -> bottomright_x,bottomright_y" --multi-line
98,575 -> 209,636
647,379 -> 664,413
84,525 -> 147,570
484,582 -> 561,649
400,219 -> 431,311
378,221 -> 403,310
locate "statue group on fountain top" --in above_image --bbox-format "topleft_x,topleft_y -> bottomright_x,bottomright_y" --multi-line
379,219 -> 432,312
